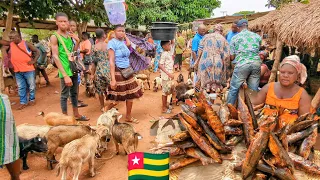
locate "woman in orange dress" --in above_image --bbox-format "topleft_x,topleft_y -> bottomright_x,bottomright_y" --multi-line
253,55 -> 311,127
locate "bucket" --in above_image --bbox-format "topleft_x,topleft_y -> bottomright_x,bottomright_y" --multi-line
103,1 -> 126,25
150,27 -> 178,41
152,22 -> 178,28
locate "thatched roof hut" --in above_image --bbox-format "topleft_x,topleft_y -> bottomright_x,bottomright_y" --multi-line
249,0 -> 320,51
275,0 -> 320,50
249,3 -> 304,34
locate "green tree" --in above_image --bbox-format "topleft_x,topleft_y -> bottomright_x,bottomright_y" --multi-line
126,0 -> 221,27
0,0 -> 55,39
232,11 -> 255,16
52,0 -> 108,34
266,0 -> 309,8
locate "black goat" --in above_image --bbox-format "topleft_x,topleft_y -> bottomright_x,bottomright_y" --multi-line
19,135 -> 48,170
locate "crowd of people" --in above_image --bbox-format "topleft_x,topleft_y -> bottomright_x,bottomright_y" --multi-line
1,12 -> 318,179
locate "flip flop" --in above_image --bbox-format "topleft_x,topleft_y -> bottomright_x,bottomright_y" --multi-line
162,108 -> 172,114
126,117 -> 139,124
77,103 -> 88,108
17,104 -> 28,110
76,115 -> 90,121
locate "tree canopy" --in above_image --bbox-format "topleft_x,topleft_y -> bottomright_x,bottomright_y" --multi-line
266,0 -> 309,8
232,11 -> 255,16
51,0 -> 108,27
126,0 -> 221,27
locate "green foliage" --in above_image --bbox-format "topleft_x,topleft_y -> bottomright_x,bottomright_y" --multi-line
0,0 -> 55,22
21,29 -> 54,41
266,0 -> 309,8
233,11 -> 255,16
126,0 -> 221,27
52,0 -> 109,26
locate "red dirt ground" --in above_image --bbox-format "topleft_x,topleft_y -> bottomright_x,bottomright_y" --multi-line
0,67 -> 189,180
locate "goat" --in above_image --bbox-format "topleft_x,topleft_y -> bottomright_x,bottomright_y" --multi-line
177,73 -> 184,84
96,108 -> 120,153
112,118 -> 142,155
153,76 -> 162,92
17,123 -> 51,140
41,112 -> 76,126
19,135 -> 48,170
56,127 -> 107,180
46,125 -> 92,170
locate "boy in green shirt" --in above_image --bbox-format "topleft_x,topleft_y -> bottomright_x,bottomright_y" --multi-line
50,12 -> 89,121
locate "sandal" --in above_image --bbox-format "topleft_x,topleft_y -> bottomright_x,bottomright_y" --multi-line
76,115 -> 90,121
168,105 -> 173,110
162,108 -> 172,114
17,104 -> 28,110
126,117 -> 139,124
77,103 -> 88,108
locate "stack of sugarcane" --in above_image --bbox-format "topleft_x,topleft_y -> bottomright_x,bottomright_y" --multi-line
234,106 -> 320,179
168,91 -> 248,170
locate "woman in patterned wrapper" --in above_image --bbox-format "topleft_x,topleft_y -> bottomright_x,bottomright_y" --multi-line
91,28 -> 111,112
194,24 -> 231,92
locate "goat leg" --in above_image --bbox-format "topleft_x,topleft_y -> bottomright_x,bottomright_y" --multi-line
113,138 -> 119,155
89,155 -> 95,177
148,80 -> 151,90
22,152 -> 29,170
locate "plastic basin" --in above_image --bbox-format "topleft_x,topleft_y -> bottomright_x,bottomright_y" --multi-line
150,27 -> 178,41
152,22 -> 178,28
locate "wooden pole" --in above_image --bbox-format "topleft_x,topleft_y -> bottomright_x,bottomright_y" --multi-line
268,39 -> 283,83
312,88 -> 320,110
0,0 -> 14,94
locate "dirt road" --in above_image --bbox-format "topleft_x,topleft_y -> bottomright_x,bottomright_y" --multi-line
0,67 -> 189,180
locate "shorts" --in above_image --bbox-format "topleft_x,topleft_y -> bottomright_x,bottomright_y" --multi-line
162,80 -> 175,96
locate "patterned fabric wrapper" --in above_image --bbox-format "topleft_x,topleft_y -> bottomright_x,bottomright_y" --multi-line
129,50 -> 151,72
107,69 -> 143,102
0,94 -> 20,165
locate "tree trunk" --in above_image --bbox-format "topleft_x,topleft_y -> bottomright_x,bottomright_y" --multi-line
77,22 -> 88,38
268,39 -> 283,83
15,22 -> 21,38
0,0 -> 14,93
2,0 -> 14,40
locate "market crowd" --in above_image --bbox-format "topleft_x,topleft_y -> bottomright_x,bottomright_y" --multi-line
1,12 -> 319,179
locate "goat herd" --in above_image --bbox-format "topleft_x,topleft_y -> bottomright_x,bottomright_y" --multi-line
16,108 -> 141,180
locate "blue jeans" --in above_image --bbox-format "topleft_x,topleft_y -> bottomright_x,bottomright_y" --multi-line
227,62 -> 261,105
15,71 -> 36,104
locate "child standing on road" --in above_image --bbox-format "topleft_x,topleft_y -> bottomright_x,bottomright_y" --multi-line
159,41 -> 176,114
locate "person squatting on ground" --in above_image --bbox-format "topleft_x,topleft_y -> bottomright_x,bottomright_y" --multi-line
107,25 -> 143,124
227,19 -> 262,105
32,35 -> 50,86
0,31 -> 40,110
159,41 -> 176,114
50,12 -> 89,121
91,28 -> 111,112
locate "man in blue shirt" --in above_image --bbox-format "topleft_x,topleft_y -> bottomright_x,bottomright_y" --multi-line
226,21 -> 239,44
191,24 -> 206,85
